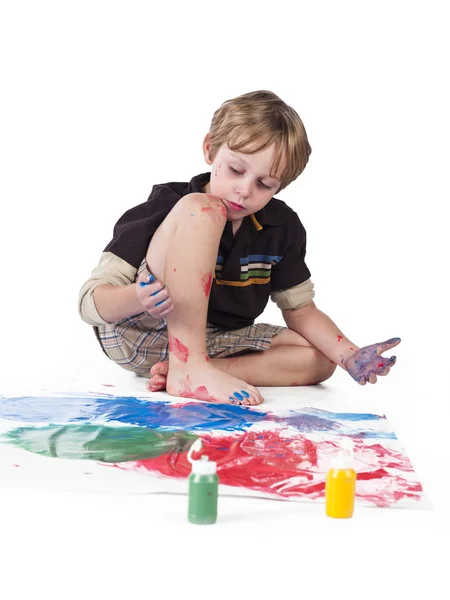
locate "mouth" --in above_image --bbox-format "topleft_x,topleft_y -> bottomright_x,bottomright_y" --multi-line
225,200 -> 246,212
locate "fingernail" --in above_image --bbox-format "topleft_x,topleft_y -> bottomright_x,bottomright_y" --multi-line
233,392 -> 244,401
155,298 -> 167,307
390,356 -> 396,362
241,390 -> 250,398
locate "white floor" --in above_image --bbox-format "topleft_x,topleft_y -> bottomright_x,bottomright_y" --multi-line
1,343 -> 448,598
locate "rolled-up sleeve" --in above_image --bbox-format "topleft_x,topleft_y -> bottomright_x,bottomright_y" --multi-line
78,252 -> 137,326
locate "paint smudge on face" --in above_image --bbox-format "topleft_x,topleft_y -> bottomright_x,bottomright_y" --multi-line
200,272 -> 213,297
337,335 -> 343,342
168,333 -> 189,363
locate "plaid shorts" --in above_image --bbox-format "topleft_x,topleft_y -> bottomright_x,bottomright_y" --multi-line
95,312 -> 285,377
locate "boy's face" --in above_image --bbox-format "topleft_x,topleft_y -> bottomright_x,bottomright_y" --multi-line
202,138 -> 282,221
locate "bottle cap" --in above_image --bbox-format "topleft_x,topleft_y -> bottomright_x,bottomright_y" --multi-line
187,439 -> 217,475
331,437 -> 354,469
191,455 -> 217,475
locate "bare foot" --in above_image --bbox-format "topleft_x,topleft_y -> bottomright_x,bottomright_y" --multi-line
147,361 -> 169,392
166,361 -> 263,406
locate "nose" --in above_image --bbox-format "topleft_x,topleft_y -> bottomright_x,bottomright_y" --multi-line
236,179 -> 250,198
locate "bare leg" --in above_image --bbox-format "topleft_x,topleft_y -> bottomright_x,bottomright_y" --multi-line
148,328 -> 337,389
146,193 -> 264,405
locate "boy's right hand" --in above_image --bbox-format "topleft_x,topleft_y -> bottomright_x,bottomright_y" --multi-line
135,271 -> 174,319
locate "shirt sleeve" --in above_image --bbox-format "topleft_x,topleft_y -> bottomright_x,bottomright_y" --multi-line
269,214 -> 311,292
78,252 -> 137,326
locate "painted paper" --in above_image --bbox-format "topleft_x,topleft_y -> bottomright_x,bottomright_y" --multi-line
0,392 -> 426,508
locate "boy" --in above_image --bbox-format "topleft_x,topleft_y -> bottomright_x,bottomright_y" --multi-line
79,90 -> 400,406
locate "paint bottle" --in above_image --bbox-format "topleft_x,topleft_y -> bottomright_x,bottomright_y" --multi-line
325,438 -> 356,519
187,439 -> 219,525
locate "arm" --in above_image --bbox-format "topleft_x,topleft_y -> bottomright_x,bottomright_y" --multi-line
282,301 -> 358,370
78,252 -> 172,326
93,283 -> 143,323
282,301 -> 401,384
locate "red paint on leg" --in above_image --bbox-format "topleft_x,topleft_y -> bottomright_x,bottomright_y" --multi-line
168,333 -> 189,363
337,335 -> 343,342
200,272 -> 213,297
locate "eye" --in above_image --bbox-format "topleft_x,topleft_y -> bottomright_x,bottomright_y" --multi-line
258,181 -> 271,190
229,166 -> 242,175
229,166 -> 271,190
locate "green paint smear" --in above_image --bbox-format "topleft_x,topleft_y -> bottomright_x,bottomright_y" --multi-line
1,424 -> 197,462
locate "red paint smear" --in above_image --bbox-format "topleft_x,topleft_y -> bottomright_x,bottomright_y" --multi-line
200,272 -> 213,297
129,431 -> 323,499
357,468 -> 390,480
337,335 -> 343,342
115,432 -> 423,507
177,375 -> 223,403
168,333 -> 189,363
13,464 -> 20,468
204,195 -> 227,218
378,363 -> 384,368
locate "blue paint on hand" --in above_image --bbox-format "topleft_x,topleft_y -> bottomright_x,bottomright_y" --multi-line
139,274 -> 156,287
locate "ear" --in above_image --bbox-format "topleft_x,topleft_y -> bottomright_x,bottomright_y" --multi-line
202,133 -> 213,165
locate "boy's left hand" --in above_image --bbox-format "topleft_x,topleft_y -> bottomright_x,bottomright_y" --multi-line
343,338 -> 401,385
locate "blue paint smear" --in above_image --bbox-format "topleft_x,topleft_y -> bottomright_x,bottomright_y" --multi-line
0,396 -> 266,432
0,395 -> 395,438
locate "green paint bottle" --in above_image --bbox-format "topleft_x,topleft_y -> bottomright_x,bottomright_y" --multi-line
187,439 -> 219,525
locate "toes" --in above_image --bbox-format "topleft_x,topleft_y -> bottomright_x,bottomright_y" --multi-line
150,361 -> 169,376
147,374 -> 167,391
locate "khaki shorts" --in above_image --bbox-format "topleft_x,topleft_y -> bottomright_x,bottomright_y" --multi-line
95,314 -> 285,377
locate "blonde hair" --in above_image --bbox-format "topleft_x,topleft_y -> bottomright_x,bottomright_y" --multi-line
206,90 -> 311,192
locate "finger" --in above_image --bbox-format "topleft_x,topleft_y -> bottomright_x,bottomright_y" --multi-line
358,377 -> 367,385
368,373 -> 377,384
379,366 -> 390,376
150,284 -> 168,299
377,337 -> 401,355
158,306 -> 173,319
139,273 -> 156,287
154,296 -> 171,309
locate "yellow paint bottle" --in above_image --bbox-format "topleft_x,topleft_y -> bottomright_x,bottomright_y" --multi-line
325,438 -> 356,519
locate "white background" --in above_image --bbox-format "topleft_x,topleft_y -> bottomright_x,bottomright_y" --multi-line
0,1 -> 448,598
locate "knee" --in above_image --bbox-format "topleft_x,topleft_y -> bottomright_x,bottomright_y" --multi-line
179,193 -> 227,221
305,347 -> 338,385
